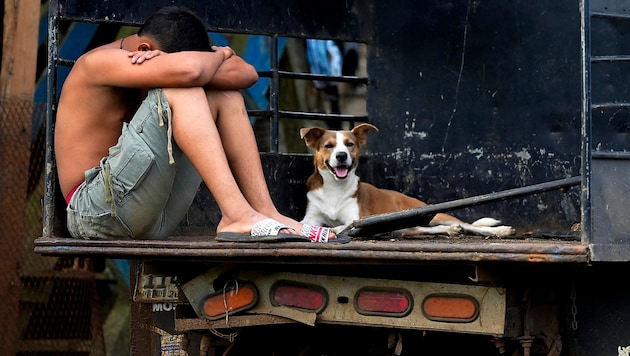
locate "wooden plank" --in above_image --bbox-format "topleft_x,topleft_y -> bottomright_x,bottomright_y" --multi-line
1,0 -> 39,98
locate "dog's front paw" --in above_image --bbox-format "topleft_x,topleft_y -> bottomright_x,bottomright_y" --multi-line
492,226 -> 516,237
444,224 -> 464,236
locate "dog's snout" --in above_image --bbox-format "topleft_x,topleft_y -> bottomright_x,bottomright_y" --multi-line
336,152 -> 348,162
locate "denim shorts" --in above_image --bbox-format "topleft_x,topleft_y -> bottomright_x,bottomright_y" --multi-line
66,88 -> 202,240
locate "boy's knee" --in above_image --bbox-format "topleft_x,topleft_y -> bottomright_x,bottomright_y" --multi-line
163,87 -> 206,101
205,89 -> 245,105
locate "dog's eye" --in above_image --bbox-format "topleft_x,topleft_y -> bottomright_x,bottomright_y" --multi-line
324,143 -> 334,149
345,142 -> 355,148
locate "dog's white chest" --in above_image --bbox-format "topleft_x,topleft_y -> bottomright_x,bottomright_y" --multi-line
302,175 -> 361,227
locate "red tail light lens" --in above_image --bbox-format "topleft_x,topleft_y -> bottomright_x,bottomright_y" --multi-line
354,287 -> 412,317
422,293 -> 479,323
202,282 -> 258,320
270,280 -> 328,312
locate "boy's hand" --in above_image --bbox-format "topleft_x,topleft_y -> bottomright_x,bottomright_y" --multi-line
212,46 -> 236,61
128,49 -> 164,64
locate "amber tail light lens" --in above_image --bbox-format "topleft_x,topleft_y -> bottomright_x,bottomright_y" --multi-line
202,282 -> 258,320
422,293 -> 479,323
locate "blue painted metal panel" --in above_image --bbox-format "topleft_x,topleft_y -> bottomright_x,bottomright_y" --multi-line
35,22 -> 99,103
210,33 -> 287,111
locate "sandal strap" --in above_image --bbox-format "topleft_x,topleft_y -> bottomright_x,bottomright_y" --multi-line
301,224 -> 330,243
251,218 -> 293,237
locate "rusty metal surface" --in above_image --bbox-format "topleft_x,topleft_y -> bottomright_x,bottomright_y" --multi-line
176,315 -> 294,332
345,177 -> 581,236
34,235 -> 590,264
56,0 -> 372,42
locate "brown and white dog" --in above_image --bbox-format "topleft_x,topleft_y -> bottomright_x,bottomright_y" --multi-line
299,123 -> 515,237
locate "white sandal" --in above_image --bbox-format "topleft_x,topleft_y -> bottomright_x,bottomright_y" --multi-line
216,218 -> 309,242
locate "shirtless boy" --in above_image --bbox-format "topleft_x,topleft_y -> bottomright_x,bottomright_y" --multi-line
55,6 -> 339,242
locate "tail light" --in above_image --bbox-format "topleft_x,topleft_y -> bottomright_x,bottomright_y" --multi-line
270,280 -> 328,313
202,282 -> 258,320
354,287 -> 412,317
422,293 -> 479,323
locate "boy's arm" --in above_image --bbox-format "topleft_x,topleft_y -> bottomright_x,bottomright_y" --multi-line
207,46 -> 258,89
209,55 -> 259,89
129,45 -> 259,89
79,46 -> 232,89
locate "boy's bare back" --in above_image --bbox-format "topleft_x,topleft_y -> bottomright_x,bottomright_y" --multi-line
55,42 -> 142,198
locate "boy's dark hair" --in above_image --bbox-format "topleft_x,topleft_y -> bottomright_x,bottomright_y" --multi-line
138,6 -> 213,53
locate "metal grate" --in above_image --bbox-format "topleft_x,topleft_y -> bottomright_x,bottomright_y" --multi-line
0,100 -> 106,355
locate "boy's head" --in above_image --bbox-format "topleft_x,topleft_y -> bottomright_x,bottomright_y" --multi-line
138,6 -> 212,53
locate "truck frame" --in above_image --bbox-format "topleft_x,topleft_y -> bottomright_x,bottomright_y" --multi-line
35,0 -> 630,355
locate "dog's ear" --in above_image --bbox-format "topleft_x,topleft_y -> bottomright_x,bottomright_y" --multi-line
351,123 -> 379,147
300,127 -> 326,148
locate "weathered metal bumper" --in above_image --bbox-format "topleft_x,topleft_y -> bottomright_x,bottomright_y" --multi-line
34,236 -> 590,264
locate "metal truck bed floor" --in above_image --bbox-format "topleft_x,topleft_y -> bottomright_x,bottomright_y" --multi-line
33,234 -> 589,264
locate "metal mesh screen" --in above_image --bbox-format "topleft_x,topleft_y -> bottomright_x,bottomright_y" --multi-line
1,100 -> 105,356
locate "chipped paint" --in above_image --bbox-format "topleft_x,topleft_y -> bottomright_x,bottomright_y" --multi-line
468,147 -> 484,159
515,149 -> 532,161
514,148 -> 533,177
404,131 -> 428,139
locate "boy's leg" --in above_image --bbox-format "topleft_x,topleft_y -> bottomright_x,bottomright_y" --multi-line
205,89 -> 338,240
205,90 -> 282,216
164,86 -> 289,235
